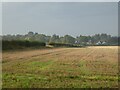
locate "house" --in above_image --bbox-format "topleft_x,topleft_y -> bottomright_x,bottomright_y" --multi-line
96,41 -> 102,45
96,41 -> 107,45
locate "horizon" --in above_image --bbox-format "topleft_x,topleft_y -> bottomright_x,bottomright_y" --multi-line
2,31 -> 118,37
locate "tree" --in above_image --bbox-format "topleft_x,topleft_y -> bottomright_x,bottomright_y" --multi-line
34,34 -> 46,42
76,35 -> 89,45
28,31 -> 34,36
100,33 -> 109,42
62,35 -> 75,44
49,34 -> 60,43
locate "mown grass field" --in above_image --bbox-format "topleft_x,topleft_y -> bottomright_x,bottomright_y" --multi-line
2,46 -> 118,88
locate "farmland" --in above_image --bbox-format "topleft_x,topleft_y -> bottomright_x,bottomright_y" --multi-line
2,46 -> 118,88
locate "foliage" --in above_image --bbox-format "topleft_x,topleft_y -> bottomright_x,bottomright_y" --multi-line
2,31 -> 118,46
2,40 -> 46,50
48,42 -> 81,47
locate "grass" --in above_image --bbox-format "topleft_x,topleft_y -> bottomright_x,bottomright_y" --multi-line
2,46 -> 118,88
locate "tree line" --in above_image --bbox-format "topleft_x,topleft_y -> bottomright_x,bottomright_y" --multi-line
2,31 -> 118,46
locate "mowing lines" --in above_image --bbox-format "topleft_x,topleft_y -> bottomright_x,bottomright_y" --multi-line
2,47 -> 118,88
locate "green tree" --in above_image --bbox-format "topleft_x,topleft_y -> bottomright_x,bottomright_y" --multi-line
49,34 -> 60,43
62,35 -> 75,44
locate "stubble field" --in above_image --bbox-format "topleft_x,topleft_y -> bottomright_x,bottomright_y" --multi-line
2,46 -> 118,88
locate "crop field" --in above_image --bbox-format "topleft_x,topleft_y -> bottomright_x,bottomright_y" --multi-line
2,46 -> 118,88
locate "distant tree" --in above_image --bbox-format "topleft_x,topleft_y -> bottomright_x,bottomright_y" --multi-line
107,36 -> 118,45
2,32 -> 118,46
39,34 -> 47,42
28,31 -> 34,36
92,34 -> 100,43
100,33 -> 109,41
76,35 -> 89,45
62,35 -> 75,44
49,34 -> 60,43
35,32 -> 38,35
45,36 -> 51,43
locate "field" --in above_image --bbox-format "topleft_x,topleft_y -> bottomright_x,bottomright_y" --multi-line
2,46 -> 118,88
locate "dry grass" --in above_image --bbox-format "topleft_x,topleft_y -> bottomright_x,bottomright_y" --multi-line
2,46 -> 118,88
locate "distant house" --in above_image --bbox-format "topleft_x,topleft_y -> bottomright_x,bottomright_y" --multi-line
102,41 -> 107,45
96,41 -> 102,45
75,40 -> 80,44
96,41 -> 107,45
75,40 -> 78,44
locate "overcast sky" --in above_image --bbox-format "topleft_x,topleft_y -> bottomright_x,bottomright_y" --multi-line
2,2 -> 118,36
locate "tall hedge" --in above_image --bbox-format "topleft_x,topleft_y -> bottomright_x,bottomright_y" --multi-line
48,42 -> 81,47
2,40 -> 46,50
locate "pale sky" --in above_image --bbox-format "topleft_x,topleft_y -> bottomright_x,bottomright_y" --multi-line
1,0 -> 119,2
2,2 -> 118,36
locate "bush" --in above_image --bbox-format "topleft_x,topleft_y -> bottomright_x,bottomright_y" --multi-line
2,40 -> 46,50
48,42 -> 81,47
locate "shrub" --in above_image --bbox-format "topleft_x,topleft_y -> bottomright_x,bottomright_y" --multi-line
48,42 -> 81,47
2,40 -> 46,50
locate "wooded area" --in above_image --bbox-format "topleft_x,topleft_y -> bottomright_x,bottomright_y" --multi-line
2,31 -> 118,46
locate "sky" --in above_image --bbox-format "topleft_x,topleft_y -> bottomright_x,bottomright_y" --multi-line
1,0 -> 120,2
2,2 -> 118,37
